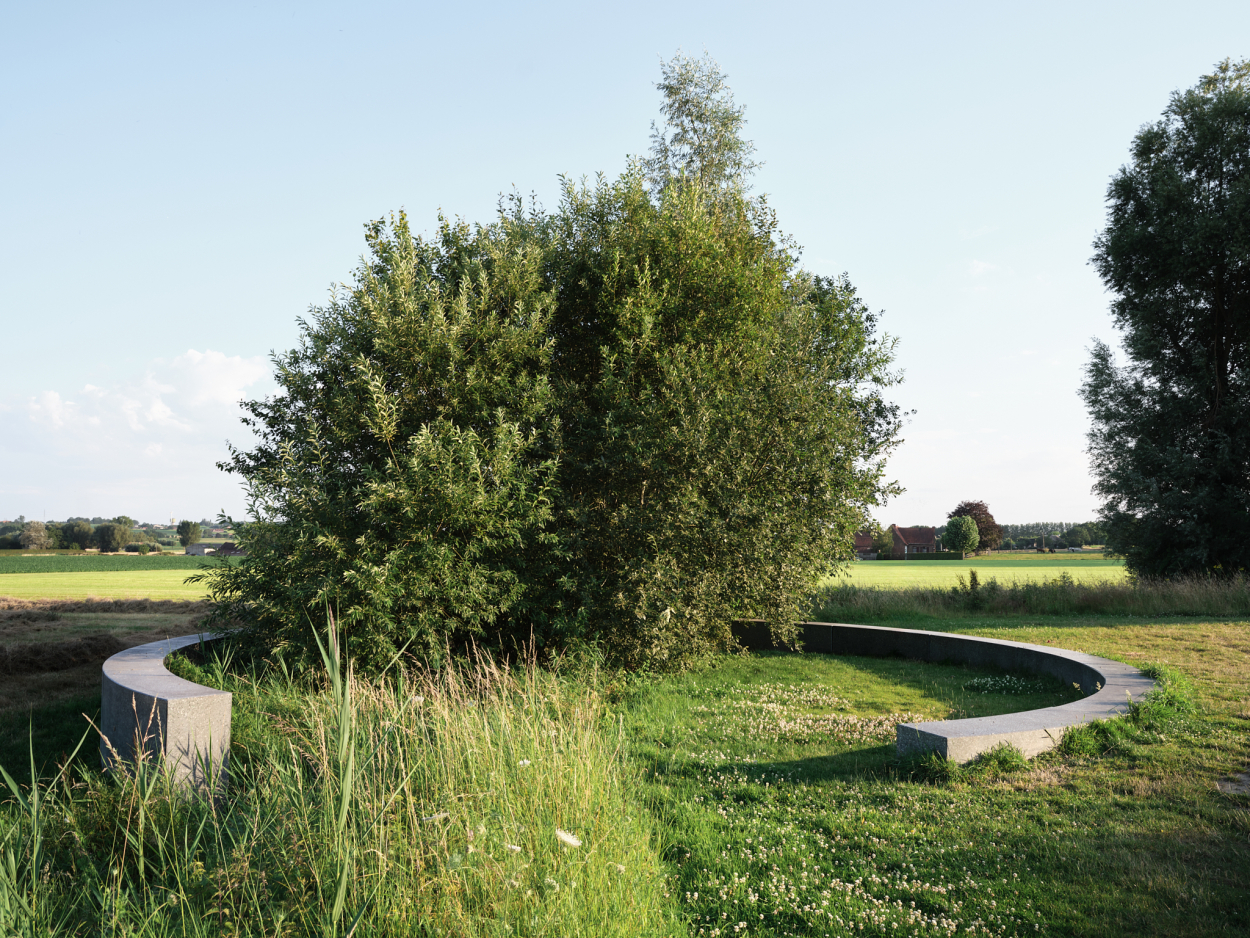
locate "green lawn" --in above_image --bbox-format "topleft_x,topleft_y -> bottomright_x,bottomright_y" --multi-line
626,618 -> 1250,938
832,552 -> 1127,588
0,570 -> 208,599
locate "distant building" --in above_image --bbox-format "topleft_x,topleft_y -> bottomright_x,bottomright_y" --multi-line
890,525 -> 937,558
186,544 -> 216,556
853,530 -> 876,559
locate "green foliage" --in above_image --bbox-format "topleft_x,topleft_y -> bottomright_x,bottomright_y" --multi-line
58,520 -> 91,550
1082,59 -> 1250,578
943,515 -> 979,555
203,170 -> 902,671
643,51 -> 759,196
17,522 -> 51,550
175,519 -> 201,547
947,500 -> 1001,550
92,523 -> 127,553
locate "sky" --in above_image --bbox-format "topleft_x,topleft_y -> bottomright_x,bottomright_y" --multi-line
2,0 -> 1246,527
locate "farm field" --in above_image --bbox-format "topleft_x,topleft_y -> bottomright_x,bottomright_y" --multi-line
0,569 -> 207,600
0,554 -> 236,574
832,552 -> 1127,588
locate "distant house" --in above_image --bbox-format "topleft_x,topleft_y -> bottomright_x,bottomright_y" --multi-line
890,524 -> 937,558
186,544 -> 216,556
853,530 -> 876,559
215,541 -> 246,557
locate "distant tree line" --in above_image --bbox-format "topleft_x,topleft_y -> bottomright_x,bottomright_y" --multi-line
0,516 -> 159,551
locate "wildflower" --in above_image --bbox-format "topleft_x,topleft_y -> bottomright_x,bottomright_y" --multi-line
614,863 -> 626,873
545,877 -> 560,891
506,844 -> 522,853
518,759 -> 532,767
556,829 -> 582,847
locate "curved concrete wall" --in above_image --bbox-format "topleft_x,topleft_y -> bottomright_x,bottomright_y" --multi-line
733,621 -> 1156,762
100,633 -> 230,788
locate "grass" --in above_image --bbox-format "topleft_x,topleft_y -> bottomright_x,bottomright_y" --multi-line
0,570 -> 209,600
624,629 -> 1249,938
815,569 -> 1250,619
1,585 -> 1248,935
0,633 -> 681,936
0,556 -> 237,574
834,554 -> 1126,589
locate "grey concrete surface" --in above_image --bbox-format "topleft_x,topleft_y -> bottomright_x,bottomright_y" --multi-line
733,621 -> 1156,762
100,633 -> 230,789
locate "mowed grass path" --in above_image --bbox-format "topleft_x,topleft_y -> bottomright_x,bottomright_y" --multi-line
0,570 -> 207,600
831,552 -> 1127,588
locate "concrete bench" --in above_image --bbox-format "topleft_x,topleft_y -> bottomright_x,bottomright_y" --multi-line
100,633 -> 230,789
733,621 -> 1156,762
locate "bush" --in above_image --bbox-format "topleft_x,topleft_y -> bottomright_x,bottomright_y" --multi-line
201,181 -> 903,672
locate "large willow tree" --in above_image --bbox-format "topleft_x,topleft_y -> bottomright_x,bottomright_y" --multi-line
202,55 -> 903,669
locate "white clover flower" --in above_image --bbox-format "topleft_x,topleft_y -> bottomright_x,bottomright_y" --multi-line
518,759 -> 531,767
506,843 -> 522,853
556,829 -> 582,847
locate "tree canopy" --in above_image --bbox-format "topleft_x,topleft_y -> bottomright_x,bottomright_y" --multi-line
1081,59 -> 1250,577
947,500 -> 1002,551
200,61 -> 903,671
177,520 -> 202,547
943,516 -> 980,556
18,521 -> 51,550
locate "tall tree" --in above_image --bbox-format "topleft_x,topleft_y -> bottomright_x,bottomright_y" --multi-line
61,520 -> 93,550
18,521 -> 51,550
200,63 -> 903,672
1081,59 -> 1250,577
95,523 -> 126,553
943,516 -> 980,556
947,500 -> 1002,551
643,51 -> 760,197
176,519 -> 202,547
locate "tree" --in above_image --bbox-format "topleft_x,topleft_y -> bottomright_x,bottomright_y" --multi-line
18,521 -> 52,550
643,51 -> 760,197
95,523 -> 126,553
1081,59 -> 1250,577
944,516 -> 980,556
61,520 -> 93,550
177,520 -> 202,547
200,65 -> 903,672
947,500 -> 1002,551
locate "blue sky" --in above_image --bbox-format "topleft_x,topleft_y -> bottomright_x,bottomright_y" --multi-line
2,1 -> 1246,526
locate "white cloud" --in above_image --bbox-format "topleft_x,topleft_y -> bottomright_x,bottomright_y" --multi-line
3,350 -> 274,520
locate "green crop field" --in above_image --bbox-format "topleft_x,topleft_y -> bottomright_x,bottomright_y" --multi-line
0,570 -> 208,600
830,552 -> 1127,588
0,554 -> 238,575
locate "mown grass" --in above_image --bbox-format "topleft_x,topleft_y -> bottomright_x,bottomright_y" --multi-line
624,622 -> 1250,938
0,571 -> 209,600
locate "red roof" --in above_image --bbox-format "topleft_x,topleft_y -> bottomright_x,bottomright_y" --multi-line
892,525 -> 936,546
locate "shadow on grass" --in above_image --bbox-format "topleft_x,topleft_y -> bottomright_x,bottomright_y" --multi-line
0,695 -> 98,787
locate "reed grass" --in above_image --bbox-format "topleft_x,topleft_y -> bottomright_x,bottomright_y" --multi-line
0,626 -> 678,936
813,570 -> 1250,620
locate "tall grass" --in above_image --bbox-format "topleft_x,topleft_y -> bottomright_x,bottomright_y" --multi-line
0,628 -> 678,936
813,570 -> 1250,620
